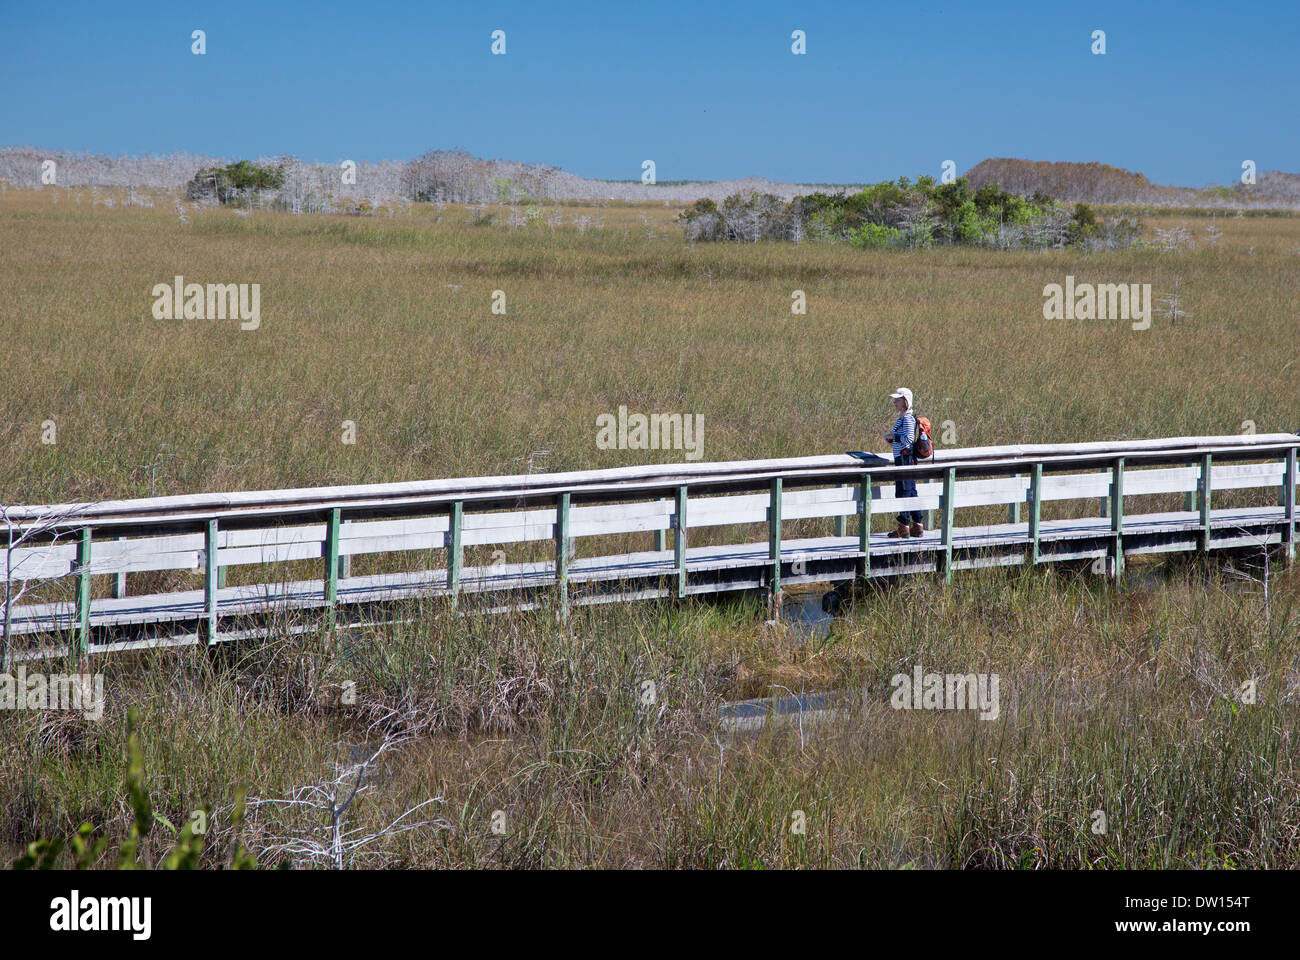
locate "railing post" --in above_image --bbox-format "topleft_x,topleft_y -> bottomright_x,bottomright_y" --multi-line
674,485 -> 688,599
324,508 -> 340,627
555,492 -> 570,617
204,518 -> 219,645
447,500 -> 463,606
939,467 -> 955,583
1199,453 -> 1212,553
112,536 -> 127,599
1109,458 -> 1124,579
835,484 -> 848,538
1029,462 -> 1043,564
858,473 -> 871,581
655,497 -> 667,553
75,528 -> 92,655
768,478 -> 782,615
1283,448 -> 1296,566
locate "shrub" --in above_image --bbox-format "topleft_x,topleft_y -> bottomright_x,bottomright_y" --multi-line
677,198 -> 723,241
676,176 -> 1141,251
955,201 -> 985,243
1067,202 -> 1099,244
186,160 -> 285,204
1085,210 -> 1144,251
678,194 -> 792,242
848,222 -> 901,248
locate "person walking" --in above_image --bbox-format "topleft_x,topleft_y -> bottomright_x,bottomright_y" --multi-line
882,387 -> 924,538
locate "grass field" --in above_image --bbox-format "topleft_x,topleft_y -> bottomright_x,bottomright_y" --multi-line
3,189 -> 1298,504
2,188 -> 1299,869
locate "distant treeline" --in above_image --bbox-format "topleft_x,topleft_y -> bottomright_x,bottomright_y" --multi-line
0,146 -> 879,208
677,177 -> 1142,250
6,146 -> 1298,217
966,157 -> 1300,208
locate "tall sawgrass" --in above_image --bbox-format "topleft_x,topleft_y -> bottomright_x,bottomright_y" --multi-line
3,558 -> 1296,868
3,193 -> 1299,506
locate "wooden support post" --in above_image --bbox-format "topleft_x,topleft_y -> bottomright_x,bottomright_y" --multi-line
939,468 -> 956,583
857,473 -> 871,581
112,537 -> 127,599
1283,448 -> 1296,566
447,500 -> 463,606
1199,453 -> 1212,553
324,508 -> 340,627
1029,463 -> 1042,564
768,478 -> 782,615
654,498 -> 667,553
1110,458 -> 1124,579
674,485 -> 688,599
1007,492 -> 1020,526
1099,496 -> 1109,518
555,493 -> 570,617
75,528 -> 92,655
835,485 -> 848,538
204,518 -> 219,645
217,565 -> 227,589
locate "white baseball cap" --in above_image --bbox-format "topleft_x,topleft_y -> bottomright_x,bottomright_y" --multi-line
889,387 -> 913,407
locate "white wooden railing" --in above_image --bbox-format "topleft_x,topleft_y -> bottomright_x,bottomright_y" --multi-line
3,434 -> 1296,655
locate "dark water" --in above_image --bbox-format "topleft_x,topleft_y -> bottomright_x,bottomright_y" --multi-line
780,589 -> 834,642
718,690 -> 841,732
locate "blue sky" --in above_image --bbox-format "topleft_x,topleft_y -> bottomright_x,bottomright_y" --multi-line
2,0 -> 1295,185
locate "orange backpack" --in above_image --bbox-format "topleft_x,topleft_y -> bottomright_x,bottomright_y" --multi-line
912,416 -> 934,460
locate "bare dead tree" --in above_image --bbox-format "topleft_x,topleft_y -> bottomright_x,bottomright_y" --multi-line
1204,215 -> 1223,247
892,195 -> 937,248
244,720 -> 452,869
1221,522 -> 1278,629
1153,223 -> 1194,252
1157,279 -> 1192,326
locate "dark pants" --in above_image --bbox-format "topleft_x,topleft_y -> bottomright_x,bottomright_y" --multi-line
895,452 -> 922,526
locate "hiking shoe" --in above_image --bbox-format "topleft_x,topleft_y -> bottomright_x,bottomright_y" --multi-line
909,523 -> 924,537
888,523 -> 911,538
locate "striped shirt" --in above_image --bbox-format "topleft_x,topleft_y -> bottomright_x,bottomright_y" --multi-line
889,412 -> 917,459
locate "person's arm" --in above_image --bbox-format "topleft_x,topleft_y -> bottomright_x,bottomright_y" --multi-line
883,416 -> 900,444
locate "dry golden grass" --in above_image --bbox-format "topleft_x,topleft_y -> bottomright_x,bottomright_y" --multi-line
3,190 -> 1297,505
3,189 -> 1299,870
3,565 -> 1297,869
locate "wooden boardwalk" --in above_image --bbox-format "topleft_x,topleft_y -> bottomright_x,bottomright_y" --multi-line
3,434 -> 1296,658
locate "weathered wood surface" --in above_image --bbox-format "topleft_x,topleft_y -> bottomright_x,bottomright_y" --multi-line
6,434 -> 1297,529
